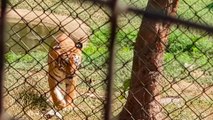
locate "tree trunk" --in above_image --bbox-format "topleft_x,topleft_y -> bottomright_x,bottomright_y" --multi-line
119,0 -> 179,120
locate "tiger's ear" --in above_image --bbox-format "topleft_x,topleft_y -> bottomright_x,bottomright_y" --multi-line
52,44 -> 63,56
75,42 -> 83,49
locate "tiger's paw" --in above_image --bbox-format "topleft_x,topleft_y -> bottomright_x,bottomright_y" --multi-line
43,109 -> 63,120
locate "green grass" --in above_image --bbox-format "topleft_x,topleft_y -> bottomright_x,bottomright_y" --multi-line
4,26 -> 213,119
4,25 -> 213,119
5,51 -> 48,71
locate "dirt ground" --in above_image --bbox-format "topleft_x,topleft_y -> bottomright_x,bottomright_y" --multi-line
6,8 -> 91,45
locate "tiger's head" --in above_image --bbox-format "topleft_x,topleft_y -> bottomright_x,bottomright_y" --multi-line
51,34 -> 83,76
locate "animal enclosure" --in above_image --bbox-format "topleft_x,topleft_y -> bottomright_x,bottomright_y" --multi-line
1,0 -> 213,120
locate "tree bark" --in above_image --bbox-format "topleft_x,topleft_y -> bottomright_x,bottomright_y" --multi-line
119,0 -> 179,120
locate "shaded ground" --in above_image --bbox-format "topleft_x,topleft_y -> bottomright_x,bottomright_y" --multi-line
6,8 -> 91,45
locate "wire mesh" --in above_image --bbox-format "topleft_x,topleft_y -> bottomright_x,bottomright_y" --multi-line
2,0 -> 213,120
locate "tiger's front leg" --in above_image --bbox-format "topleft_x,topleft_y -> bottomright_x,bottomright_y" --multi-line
48,74 -> 67,110
65,76 -> 77,108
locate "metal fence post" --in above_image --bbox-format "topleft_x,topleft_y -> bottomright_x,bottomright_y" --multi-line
0,0 -> 7,119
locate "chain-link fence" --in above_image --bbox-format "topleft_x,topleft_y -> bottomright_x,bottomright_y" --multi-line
1,0 -> 213,120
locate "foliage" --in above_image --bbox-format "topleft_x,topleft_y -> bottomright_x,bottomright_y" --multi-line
206,2 -> 213,10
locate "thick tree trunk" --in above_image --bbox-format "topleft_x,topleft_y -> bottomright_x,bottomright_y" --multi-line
119,0 -> 179,120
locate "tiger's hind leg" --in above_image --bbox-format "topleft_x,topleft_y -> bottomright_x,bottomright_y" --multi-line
48,75 -> 66,110
65,76 -> 77,109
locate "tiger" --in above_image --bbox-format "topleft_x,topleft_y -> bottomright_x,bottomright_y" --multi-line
47,33 -> 83,110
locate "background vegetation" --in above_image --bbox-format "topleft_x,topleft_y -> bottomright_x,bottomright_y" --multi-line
4,0 -> 213,119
